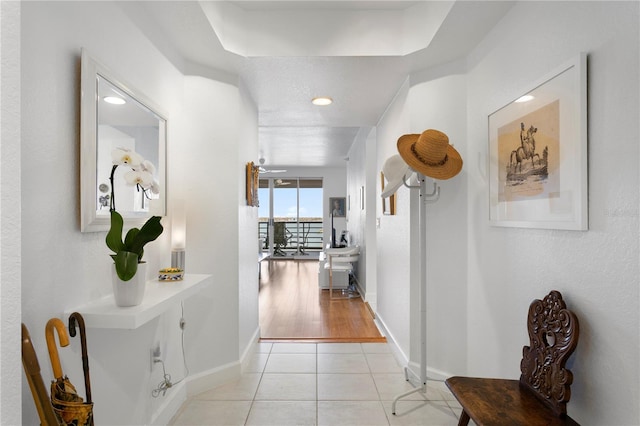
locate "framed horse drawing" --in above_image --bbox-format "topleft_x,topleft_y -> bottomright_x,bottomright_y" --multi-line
488,53 -> 588,230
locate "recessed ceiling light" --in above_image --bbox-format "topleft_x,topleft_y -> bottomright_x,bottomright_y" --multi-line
515,95 -> 534,103
312,97 -> 332,106
104,96 -> 126,105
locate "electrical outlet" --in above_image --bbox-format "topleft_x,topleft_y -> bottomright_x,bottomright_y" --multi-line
152,343 -> 161,358
150,343 -> 161,371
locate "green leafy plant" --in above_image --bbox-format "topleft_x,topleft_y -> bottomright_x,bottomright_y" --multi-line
107,210 -> 163,281
107,148 -> 164,281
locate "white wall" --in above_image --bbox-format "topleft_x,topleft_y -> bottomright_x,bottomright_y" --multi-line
1,2 -> 22,425
346,127 -> 378,304
375,67 -> 468,376
375,79 -> 413,359
407,68 -> 469,376
364,128 -> 378,306
179,75 -> 241,374
346,130 -> 366,251
375,2 -> 639,424
464,2 -> 639,424
237,80 -> 260,359
20,3 -> 177,423
17,2 -> 258,424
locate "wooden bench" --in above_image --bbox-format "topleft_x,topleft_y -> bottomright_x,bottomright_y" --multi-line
446,290 -> 580,425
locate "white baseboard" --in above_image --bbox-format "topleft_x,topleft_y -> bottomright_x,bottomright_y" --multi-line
374,312 -> 452,383
150,382 -> 187,425
152,361 -> 241,423
374,312 -> 409,364
406,360 -> 450,382
241,327 -> 261,373
362,290 -> 376,313
185,360 -> 242,397
151,328 -> 261,424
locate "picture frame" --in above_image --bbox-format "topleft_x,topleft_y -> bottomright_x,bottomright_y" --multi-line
329,197 -> 346,217
80,49 -> 167,232
488,53 -> 588,230
246,162 -> 259,207
380,172 -> 396,215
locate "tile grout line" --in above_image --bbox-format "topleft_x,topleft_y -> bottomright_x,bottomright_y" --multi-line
244,343 -> 272,425
177,342 -> 463,425
365,348 -> 393,425
248,342 -> 433,425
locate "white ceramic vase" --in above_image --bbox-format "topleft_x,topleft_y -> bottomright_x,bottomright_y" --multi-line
112,262 -> 147,307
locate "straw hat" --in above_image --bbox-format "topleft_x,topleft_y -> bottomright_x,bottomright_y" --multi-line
397,129 -> 462,180
381,155 -> 413,198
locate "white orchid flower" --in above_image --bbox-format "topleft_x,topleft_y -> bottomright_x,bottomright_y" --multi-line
140,159 -> 156,175
150,180 -> 161,195
124,170 -> 153,189
112,147 -> 143,167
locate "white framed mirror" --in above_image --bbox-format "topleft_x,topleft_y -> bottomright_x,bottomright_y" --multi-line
80,49 -> 167,232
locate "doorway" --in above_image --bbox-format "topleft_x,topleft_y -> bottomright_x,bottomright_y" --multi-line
257,177 -> 385,342
258,177 -> 323,258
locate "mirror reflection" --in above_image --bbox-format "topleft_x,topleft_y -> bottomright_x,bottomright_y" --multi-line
80,49 -> 166,232
96,76 -> 163,216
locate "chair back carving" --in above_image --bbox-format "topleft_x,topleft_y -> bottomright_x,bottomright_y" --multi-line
520,290 -> 579,417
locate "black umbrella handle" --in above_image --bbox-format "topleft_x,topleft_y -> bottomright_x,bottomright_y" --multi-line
68,312 -> 92,407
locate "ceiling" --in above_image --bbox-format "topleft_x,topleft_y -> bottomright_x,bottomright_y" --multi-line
119,1 -> 514,169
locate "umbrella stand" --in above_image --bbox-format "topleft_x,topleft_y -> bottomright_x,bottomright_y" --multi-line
45,318 -> 93,426
68,312 -> 93,426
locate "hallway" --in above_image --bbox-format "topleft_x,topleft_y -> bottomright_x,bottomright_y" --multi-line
170,342 -> 461,425
258,260 -> 385,342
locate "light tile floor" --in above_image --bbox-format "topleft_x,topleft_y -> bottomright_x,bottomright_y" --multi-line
170,342 -> 464,426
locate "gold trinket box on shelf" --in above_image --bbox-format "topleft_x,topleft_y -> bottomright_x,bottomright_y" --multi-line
158,268 -> 184,281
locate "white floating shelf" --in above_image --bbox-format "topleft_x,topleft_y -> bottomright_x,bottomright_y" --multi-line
64,274 -> 213,330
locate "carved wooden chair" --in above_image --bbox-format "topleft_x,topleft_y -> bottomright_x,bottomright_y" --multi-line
446,290 -> 580,425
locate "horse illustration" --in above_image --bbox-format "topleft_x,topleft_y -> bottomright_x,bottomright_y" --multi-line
509,123 -> 540,173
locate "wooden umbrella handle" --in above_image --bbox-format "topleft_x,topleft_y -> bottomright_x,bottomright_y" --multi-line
69,312 -> 92,404
45,318 -> 69,380
22,323 -> 61,426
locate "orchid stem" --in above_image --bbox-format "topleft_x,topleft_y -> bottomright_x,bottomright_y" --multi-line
109,165 -> 118,212
137,184 -> 152,200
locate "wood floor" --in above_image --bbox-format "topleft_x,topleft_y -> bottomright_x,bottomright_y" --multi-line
259,259 -> 386,343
